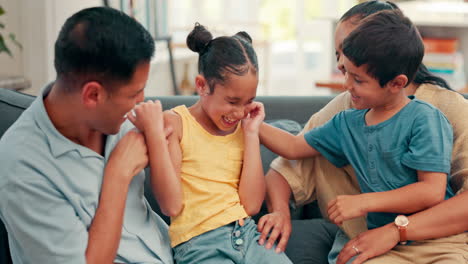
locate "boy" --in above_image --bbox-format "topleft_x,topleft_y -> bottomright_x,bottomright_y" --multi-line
259,10 -> 455,263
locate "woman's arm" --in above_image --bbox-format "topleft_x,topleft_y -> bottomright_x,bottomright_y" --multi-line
337,190 -> 468,264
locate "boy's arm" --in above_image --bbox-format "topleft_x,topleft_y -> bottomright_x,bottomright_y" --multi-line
259,122 -> 320,160
129,101 -> 183,217
328,171 -> 447,225
238,102 -> 266,216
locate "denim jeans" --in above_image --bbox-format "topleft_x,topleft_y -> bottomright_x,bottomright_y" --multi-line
328,228 -> 356,264
173,218 -> 292,264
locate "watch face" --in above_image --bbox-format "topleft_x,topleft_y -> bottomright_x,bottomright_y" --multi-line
395,215 -> 409,227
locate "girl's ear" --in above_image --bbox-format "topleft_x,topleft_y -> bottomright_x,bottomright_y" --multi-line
195,75 -> 210,96
388,74 -> 408,93
81,81 -> 107,108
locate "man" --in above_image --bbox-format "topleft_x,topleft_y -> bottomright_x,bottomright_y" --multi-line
0,7 -> 173,263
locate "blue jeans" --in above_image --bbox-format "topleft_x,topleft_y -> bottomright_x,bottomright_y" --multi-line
173,218 -> 292,264
328,229 -> 356,264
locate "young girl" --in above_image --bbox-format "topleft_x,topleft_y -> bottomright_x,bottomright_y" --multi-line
130,23 -> 292,264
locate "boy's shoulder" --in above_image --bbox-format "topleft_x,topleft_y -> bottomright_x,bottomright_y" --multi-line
410,98 -> 445,115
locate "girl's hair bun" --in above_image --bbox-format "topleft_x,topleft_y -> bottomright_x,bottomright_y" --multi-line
186,22 -> 213,53
234,31 -> 252,44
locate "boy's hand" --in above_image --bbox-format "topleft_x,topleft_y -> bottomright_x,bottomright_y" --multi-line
257,211 -> 291,253
128,100 -> 164,135
242,102 -> 265,134
328,194 -> 368,225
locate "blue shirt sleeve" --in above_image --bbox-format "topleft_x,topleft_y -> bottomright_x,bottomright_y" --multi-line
303,112 -> 348,168
0,163 -> 87,264
402,108 -> 453,174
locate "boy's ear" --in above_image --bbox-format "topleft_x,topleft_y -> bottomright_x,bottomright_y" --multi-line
81,81 -> 107,108
388,74 -> 408,93
195,75 -> 210,96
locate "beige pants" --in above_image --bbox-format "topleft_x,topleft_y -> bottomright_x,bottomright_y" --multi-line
365,233 -> 468,264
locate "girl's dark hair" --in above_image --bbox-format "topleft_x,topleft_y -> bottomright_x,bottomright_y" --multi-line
340,0 -> 452,90
186,23 -> 258,93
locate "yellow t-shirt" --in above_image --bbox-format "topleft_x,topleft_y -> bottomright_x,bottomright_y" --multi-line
169,105 -> 248,247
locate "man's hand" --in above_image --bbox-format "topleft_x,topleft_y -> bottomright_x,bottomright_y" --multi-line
337,223 -> 399,264
257,211 -> 291,253
107,130 -> 148,182
328,194 -> 368,225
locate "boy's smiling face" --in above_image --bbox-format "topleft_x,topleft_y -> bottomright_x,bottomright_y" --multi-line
342,55 -> 393,110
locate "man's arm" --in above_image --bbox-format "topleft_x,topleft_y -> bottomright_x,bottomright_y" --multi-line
87,130 -> 149,263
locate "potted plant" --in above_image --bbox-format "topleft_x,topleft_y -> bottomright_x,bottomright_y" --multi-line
0,5 -> 21,57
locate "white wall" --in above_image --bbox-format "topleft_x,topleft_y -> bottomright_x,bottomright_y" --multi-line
0,0 -> 101,95
0,0 -> 23,76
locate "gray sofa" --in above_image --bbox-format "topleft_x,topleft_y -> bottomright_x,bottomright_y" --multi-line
0,87 -> 335,264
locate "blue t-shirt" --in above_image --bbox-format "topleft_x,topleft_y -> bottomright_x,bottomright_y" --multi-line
304,98 -> 455,229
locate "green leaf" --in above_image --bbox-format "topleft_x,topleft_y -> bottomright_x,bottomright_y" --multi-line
0,35 -> 12,57
0,6 -> 5,16
0,22 -> 4,29
8,33 -> 21,49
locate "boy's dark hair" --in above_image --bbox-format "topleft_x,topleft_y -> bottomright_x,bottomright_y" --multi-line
340,1 -> 452,90
343,10 -> 424,87
186,23 -> 258,93
54,7 -> 155,93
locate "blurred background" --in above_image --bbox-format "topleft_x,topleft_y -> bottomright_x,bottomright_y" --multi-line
1,0 -> 468,96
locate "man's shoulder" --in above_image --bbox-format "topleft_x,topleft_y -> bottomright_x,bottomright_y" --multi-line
0,116 -> 53,187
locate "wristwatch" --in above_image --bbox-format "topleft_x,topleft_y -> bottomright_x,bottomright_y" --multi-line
394,215 -> 409,245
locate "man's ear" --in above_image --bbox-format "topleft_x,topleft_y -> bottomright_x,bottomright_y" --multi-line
388,74 -> 408,93
81,81 -> 106,108
195,75 -> 210,96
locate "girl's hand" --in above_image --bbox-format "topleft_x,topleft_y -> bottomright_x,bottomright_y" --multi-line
327,194 -> 368,225
242,102 -> 265,134
128,100 -> 164,135
337,224 -> 399,264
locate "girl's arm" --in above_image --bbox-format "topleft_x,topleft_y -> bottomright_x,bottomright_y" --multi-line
328,170 -> 447,225
238,102 -> 266,215
129,101 -> 183,217
259,123 -> 320,160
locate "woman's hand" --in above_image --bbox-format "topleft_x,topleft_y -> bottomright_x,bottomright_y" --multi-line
337,223 -> 399,264
242,102 -> 265,135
